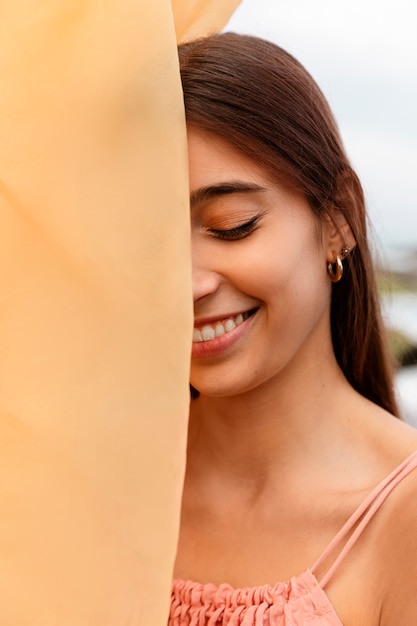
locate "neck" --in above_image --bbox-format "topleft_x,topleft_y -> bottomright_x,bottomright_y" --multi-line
187,353 -> 357,490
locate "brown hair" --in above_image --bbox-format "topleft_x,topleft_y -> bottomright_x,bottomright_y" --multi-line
179,33 -> 399,415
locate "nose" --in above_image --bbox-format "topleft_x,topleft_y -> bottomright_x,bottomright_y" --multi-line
192,246 -> 222,303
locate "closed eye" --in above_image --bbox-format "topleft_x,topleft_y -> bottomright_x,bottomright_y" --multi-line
208,216 -> 260,241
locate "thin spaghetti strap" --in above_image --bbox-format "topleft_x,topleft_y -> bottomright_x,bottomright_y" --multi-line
311,450 -> 417,589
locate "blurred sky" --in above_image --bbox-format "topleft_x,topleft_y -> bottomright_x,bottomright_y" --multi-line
225,0 -> 417,253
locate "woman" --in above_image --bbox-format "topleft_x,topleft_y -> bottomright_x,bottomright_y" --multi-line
170,33 -> 417,625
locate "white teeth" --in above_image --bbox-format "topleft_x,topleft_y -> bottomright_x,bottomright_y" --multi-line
215,323 -> 225,337
225,319 -> 236,332
201,325 -> 216,341
193,328 -> 203,342
193,311 -> 253,343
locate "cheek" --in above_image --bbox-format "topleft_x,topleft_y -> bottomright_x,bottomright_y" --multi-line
251,247 -> 331,335
233,240 -> 326,297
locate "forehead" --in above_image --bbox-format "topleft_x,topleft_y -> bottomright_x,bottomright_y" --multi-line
187,128 -> 325,244
187,129 -> 272,191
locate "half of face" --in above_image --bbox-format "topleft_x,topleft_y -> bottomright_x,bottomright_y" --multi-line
188,129 -> 348,399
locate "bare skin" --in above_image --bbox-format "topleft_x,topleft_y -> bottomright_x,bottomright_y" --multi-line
174,130 -> 417,626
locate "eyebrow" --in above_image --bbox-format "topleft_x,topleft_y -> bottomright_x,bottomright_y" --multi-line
190,181 -> 267,210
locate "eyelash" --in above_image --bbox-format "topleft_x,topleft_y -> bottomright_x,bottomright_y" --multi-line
208,216 -> 260,241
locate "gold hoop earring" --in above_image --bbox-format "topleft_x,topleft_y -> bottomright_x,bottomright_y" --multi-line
327,255 -> 343,283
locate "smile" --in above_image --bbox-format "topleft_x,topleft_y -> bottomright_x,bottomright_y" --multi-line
193,310 -> 254,343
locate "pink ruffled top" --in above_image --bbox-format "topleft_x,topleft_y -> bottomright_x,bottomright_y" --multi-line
171,569 -> 342,625
170,451 -> 417,626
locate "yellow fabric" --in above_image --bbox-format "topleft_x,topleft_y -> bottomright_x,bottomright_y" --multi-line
0,1 -> 239,625
173,0 -> 242,42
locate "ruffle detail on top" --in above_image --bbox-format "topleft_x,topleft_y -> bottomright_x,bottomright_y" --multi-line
170,570 -> 344,625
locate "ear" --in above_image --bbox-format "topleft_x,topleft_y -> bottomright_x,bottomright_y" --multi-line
322,209 -> 356,262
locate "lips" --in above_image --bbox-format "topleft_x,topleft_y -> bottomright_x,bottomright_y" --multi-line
191,308 -> 257,359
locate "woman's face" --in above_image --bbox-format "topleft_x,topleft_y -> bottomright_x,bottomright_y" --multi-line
188,129 -> 336,398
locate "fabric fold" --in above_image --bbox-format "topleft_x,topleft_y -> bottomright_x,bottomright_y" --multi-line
173,0 -> 242,42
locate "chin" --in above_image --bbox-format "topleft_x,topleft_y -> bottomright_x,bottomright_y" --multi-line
190,374 -> 263,400
191,382 -> 239,399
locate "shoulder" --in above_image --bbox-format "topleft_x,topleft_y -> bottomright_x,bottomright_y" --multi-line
374,446 -> 417,625
355,406 -> 417,623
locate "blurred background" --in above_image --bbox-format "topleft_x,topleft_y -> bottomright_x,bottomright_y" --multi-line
226,0 -> 417,424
